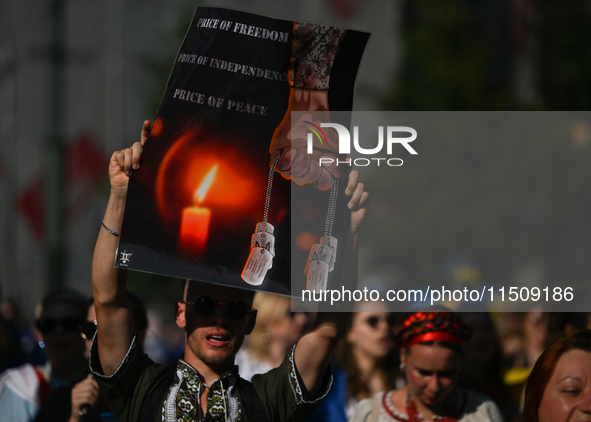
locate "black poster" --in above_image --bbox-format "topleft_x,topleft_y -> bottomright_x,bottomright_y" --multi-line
116,7 -> 369,296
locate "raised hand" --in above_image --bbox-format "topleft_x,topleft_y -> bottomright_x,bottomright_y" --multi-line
109,120 -> 150,196
92,120 -> 151,376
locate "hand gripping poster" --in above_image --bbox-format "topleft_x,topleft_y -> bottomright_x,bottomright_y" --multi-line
116,7 -> 370,297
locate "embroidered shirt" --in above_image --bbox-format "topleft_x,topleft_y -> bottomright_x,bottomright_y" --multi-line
162,360 -> 242,422
90,335 -> 332,422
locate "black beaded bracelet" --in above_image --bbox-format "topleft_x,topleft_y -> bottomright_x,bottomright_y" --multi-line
101,220 -> 120,237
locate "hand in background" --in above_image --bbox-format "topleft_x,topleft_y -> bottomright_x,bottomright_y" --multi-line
68,377 -> 100,422
269,89 -> 344,190
345,170 -> 370,235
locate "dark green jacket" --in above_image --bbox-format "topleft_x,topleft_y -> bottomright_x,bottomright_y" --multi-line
90,336 -> 331,422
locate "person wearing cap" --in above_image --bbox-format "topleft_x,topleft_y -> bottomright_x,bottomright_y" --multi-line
89,121 -> 369,421
350,311 -> 504,422
0,288 -> 89,422
34,292 -> 148,422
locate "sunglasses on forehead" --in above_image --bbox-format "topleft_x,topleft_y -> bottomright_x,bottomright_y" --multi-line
184,295 -> 250,321
35,317 -> 84,333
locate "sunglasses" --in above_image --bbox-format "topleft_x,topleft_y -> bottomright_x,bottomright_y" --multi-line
35,317 -> 84,333
184,295 -> 250,321
365,315 -> 393,329
80,320 -> 97,340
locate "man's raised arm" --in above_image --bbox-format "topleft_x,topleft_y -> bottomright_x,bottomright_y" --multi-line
294,170 -> 369,396
91,121 -> 150,375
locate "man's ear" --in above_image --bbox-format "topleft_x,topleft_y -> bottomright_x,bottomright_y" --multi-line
245,309 -> 257,335
175,302 -> 186,328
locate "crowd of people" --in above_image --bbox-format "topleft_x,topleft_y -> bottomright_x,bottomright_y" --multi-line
2,286 -> 591,422
1,123 -> 591,422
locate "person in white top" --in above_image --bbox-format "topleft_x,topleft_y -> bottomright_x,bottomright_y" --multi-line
349,310 -> 504,422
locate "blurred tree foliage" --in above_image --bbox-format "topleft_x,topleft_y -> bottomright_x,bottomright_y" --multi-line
365,0 -> 591,296
381,0 -> 515,111
536,0 -> 591,110
382,0 -> 591,111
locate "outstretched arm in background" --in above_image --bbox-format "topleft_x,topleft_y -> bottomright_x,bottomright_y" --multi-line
91,121 -> 150,375
294,169 -> 369,395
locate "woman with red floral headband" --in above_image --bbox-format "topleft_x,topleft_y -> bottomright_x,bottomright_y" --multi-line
349,311 -> 504,422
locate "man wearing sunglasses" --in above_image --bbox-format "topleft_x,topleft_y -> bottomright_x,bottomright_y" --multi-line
34,292 -> 149,422
0,288 -> 89,422
89,121 -> 369,421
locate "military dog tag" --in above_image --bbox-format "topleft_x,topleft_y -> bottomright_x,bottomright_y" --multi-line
307,260 -> 330,291
251,232 -> 275,256
321,236 -> 337,271
255,222 -> 274,235
251,231 -> 275,269
242,247 -> 272,286
305,243 -> 333,275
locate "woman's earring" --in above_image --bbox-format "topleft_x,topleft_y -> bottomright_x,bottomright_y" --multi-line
399,363 -> 405,371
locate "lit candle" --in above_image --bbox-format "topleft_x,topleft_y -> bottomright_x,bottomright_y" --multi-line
179,165 -> 218,258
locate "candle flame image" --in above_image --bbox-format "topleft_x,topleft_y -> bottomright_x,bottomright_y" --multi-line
194,165 -> 218,204
179,164 -> 219,260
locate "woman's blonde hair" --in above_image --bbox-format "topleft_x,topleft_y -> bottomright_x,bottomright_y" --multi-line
248,292 -> 292,359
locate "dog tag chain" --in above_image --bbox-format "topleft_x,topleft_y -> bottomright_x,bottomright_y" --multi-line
306,176 -> 338,291
242,153 -> 281,285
